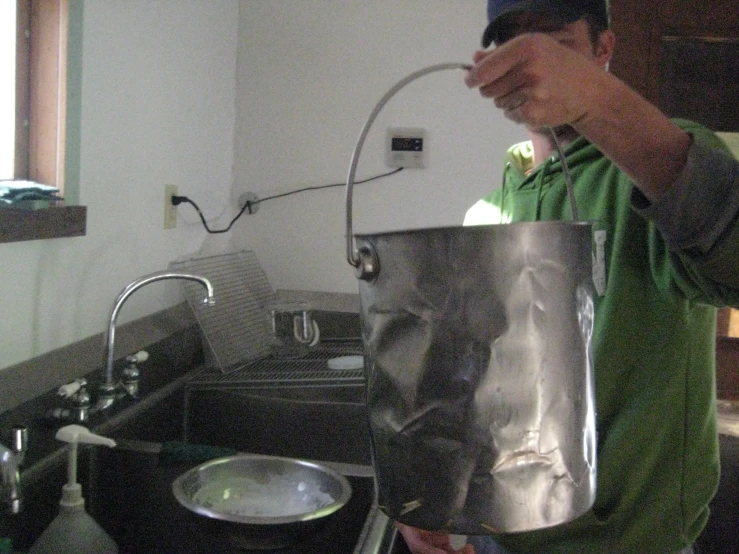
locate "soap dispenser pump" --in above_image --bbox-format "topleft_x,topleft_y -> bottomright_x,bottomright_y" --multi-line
29,425 -> 118,554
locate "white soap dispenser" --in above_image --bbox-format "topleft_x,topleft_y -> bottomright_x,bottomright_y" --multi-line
29,425 -> 118,554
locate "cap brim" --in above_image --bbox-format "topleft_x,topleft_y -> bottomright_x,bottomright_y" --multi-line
480,4 -> 587,48
481,20 -> 497,48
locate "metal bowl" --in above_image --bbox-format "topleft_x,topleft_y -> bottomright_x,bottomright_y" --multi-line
172,453 -> 352,549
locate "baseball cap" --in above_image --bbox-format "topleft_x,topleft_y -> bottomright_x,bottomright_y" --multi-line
482,0 -> 609,48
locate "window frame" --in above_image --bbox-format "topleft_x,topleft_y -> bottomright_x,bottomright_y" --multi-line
15,0 -> 67,186
1,0 -> 86,244
14,0 -> 31,179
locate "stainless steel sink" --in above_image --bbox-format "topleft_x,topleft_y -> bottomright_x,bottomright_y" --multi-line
75,369 -> 399,553
85,440 -> 380,554
183,386 -> 372,466
11,348 -> 736,554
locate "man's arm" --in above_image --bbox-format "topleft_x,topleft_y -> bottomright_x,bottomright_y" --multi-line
464,33 -> 692,202
570,68 -> 692,202
465,33 -> 739,291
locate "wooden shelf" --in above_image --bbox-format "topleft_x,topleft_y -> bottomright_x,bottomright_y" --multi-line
0,205 -> 87,243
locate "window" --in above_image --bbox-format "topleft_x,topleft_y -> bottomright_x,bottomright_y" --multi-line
0,0 -> 86,244
1,2 -> 19,179
2,0 -> 67,187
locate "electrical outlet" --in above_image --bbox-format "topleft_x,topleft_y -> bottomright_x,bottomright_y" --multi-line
238,192 -> 260,214
164,184 -> 178,229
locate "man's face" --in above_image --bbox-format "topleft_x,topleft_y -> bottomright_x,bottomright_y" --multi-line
493,12 -> 601,61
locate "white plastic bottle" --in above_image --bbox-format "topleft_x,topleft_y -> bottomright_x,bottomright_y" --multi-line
29,425 -> 118,554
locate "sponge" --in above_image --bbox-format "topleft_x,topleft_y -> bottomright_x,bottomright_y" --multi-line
158,441 -> 238,466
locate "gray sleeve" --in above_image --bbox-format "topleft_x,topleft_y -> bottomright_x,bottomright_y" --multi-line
630,140 -> 739,255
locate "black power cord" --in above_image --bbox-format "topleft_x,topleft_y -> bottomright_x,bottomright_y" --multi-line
171,167 -> 404,234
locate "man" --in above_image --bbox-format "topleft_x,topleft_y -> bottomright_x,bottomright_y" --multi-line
397,0 -> 739,552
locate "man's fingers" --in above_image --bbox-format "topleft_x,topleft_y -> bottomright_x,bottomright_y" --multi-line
394,523 -> 462,554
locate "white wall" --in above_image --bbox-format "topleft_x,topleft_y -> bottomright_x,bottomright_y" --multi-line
231,0 -> 527,294
0,0 -> 528,376
0,0 -> 239,372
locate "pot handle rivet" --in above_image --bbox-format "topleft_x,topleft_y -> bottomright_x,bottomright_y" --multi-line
355,243 -> 379,281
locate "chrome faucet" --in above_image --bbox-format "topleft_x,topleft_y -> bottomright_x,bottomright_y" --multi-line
96,271 -> 215,411
1,426 -> 28,514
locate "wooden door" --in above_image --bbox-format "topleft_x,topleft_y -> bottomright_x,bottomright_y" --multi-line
609,0 -> 739,132
608,0 -> 739,398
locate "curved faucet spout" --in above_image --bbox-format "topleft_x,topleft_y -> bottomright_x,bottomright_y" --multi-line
98,271 -> 214,411
0,446 -> 21,514
1,427 -> 27,514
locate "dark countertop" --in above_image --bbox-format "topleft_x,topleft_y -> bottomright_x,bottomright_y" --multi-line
0,326 -> 204,551
0,325 -> 204,482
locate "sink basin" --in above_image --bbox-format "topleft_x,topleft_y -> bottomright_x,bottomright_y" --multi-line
92,375 -> 374,466
15,366 -> 738,554
77,378 -> 379,553
183,386 -> 372,466
85,442 -> 377,554
108,381 -> 738,554
7,353 -> 384,554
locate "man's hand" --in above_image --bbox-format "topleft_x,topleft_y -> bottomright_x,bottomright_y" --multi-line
464,33 -> 606,130
395,523 -> 476,554
464,30 -> 692,202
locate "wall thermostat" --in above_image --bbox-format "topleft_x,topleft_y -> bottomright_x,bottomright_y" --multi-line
386,127 -> 427,169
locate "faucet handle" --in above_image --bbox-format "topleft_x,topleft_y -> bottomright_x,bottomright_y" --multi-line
57,378 -> 87,399
10,426 -> 27,455
120,350 -> 147,399
126,350 -> 149,364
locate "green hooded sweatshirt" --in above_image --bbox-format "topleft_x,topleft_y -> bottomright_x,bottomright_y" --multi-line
463,119 -> 739,553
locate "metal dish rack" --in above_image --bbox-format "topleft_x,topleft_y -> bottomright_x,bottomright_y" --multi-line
185,338 -> 365,391
170,250 -> 276,374
170,250 -> 365,391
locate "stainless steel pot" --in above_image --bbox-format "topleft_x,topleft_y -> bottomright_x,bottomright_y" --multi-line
345,64 -> 597,534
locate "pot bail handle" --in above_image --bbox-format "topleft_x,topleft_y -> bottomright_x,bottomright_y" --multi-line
345,63 -> 472,277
